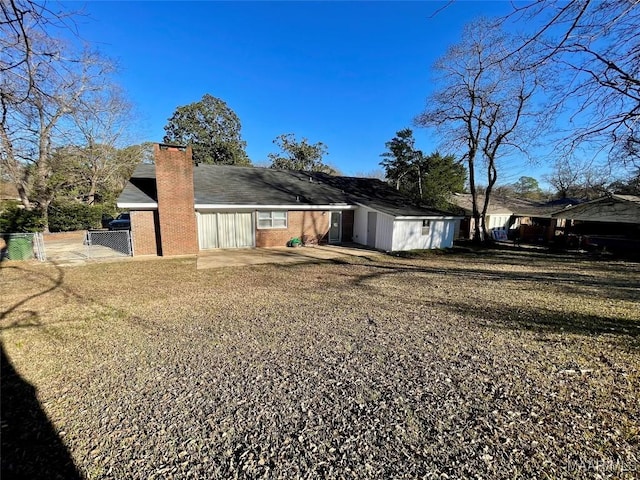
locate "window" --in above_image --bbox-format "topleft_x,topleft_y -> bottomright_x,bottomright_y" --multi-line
257,211 -> 287,229
421,220 -> 431,235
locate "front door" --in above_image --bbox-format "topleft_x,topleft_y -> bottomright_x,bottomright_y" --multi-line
367,212 -> 377,248
329,211 -> 341,243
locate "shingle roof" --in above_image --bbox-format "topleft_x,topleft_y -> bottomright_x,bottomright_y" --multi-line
118,164 -> 452,218
310,172 -> 451,217
450,193 -> 580,218
118,164 -> 158,203
194,165 -> 351,206
450,193 -> 514,215
552,194 -> 640,223
614,194 -> 640,203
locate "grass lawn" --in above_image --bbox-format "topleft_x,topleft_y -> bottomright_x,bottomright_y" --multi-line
1,249 -> 639,479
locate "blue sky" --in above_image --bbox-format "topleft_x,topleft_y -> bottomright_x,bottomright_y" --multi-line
62,1 -> 542,184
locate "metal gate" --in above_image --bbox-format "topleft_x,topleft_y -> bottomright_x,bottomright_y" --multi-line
86,230 -> 132,257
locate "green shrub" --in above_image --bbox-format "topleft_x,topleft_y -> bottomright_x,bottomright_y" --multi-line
48,202 -> 104,232
0,201 -> 45,233
97,203 -> 119,221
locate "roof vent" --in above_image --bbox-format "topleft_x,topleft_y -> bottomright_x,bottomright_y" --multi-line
296,195 -> 300,202
309,176 -> 313,182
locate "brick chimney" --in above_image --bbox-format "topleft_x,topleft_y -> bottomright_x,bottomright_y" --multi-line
154,143 -> 198,256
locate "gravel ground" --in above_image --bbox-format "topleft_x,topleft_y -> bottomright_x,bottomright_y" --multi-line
1,249 -> 639,479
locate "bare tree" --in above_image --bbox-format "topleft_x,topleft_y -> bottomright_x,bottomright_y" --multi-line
1,0 -> 78,100
416,19 -> 545,242
67,87 -> 137,204
505,0 -> 640,167
543,157 -> 610,200
1,1 -> 126,230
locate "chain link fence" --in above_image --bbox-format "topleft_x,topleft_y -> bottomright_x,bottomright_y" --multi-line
0,233 -> 46,261
85,230 -> 132,257
1,230 -> 132,262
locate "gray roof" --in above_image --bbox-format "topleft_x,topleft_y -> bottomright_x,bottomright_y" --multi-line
119,164 -> 158,203
614,194 -> 640,203
552,194 -> 640,223
118,164 -> 452,218
309,172 -> 451,217
450,193 -> 581,218
451,193 -> 515,215
194,165 -> 351,206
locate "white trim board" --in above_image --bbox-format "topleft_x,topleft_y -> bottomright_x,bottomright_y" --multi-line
117,202 -> 158,209
194,204 -> 355,211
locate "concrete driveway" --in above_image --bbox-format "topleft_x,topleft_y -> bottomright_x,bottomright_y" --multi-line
196,244 -> 381,270
43,231 -> 131,266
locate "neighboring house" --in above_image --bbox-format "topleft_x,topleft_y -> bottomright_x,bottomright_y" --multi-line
116,144 -> 461,256
552,194 -> 640,251
450,193 -> 516,239
509,197 -> 577,243
451,193 -> 577,242
0,181 -> 20,203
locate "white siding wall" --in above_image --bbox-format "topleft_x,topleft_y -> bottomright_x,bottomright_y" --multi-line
353,207 -> 369,246
352,207 -> 394,250
352,207 -> 460,251
392,219 -> 458,251
375,213 -> 395,251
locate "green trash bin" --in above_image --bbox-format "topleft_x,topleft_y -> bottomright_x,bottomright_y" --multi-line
7,236 -> 33,260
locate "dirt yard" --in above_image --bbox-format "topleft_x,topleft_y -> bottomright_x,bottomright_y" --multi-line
1,249 -> 639,479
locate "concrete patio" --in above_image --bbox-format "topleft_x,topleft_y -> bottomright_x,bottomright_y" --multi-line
196,244 -> 381,270
35,231 -> 381,268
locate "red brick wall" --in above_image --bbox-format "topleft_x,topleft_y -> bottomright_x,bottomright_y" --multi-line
131,210 -> 159,255
255,211 -> 330,247
154,144 -> 198,256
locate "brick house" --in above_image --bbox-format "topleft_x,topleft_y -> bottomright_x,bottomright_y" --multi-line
117,143 -> 461,256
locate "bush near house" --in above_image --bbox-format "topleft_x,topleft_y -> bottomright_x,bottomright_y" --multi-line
0,201 -> 45,233
0,201 -> 118,233
47,202 -> 109,232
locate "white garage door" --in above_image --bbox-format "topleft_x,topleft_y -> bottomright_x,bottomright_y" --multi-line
197,212 -> 254,249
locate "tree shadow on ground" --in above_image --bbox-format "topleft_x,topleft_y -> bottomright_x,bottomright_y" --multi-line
1,262 -> 84,479
440,299 -> 640,345
1,341 -> 83,480
351,258 -> 640,303
444,245 -> 640,271
347,259 -> 640,348
1,263 -> 64,324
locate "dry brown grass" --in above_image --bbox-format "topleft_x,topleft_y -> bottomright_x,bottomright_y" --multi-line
1,249 -> 639,479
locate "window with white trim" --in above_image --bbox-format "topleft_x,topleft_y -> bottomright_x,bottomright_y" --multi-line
421,220 -> 431,235
257,211 -> 287,229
